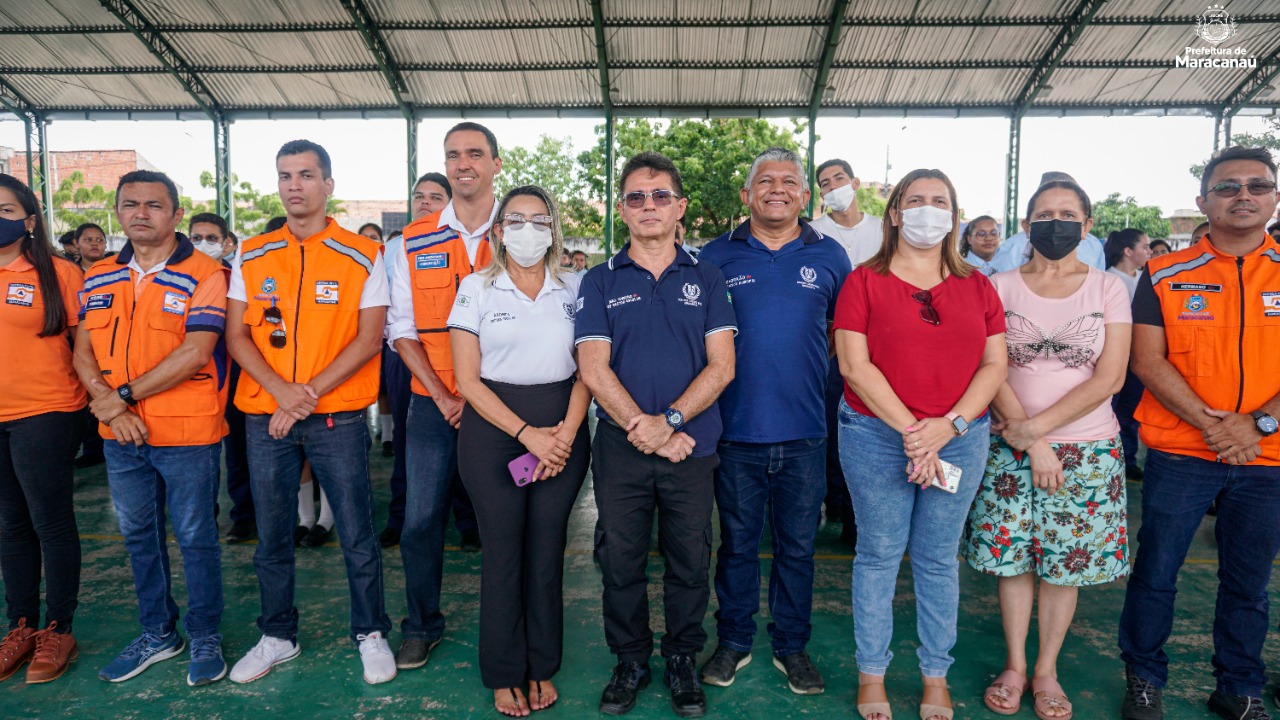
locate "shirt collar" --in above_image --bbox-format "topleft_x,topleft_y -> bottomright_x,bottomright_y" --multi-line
493,266 -> 561,299
1199,232 -> 1280,260
609,242 -> 698,270
440,199 -> 498,239
728,219 -> 821,245
116,232 -> 194,268
2,254 -> 34,272
281,217 -> 338,244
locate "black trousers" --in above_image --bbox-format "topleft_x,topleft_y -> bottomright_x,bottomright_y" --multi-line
0,411 -> 81,632
224,363 -> 254,524
458,379 -> 589,688
593,421 -> 717,663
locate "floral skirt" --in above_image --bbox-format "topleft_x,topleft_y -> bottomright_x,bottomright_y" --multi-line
962,435 -> 1129,586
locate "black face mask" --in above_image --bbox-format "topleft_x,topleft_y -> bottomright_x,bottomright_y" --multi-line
1028,220 -> 1083,261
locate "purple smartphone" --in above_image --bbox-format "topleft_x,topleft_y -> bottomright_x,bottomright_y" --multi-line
508,452 -> 540,487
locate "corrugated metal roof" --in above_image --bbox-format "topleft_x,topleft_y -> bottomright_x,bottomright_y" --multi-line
0,0 -> 1276,118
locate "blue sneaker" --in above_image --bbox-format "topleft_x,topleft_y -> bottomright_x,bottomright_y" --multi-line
187,634 -> 227,687
98,631 -> 185,682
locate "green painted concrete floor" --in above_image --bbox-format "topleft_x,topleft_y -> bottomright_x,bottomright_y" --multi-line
2,435 -> 1272,719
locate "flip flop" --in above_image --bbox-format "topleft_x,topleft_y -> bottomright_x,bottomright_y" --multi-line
857,677 -> 893,720
984,669 -> 1027,715
532,680 -> 558,711
497,687 -> 527,717
1031,676 -> 1073,720
920,682 -> 953,720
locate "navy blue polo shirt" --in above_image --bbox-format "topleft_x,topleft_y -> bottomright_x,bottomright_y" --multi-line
698,220 -> 852,443
574,243 -> 737,457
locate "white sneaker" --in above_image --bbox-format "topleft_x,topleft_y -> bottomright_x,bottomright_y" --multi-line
358,632 -> 396,685
229,635 -> 300,684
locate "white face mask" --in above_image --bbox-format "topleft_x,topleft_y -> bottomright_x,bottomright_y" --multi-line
194,240 -> 224,260
503,224 -> 553,268
822,184 -> 855,213
898,206 -> 953,249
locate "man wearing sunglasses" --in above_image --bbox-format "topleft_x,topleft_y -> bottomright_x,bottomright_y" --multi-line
576,152 -> 737,718
1119,146 -> 1280,720
695,148 -> 851,697
225,140 -> 395,686
385,121 -> 500,671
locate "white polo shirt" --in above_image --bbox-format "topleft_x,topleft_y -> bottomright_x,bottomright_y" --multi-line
810,212 -> 884,265
447,267 -> 581,385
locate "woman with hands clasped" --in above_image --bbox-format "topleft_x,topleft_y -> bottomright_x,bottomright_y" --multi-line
963,181 -> 1130,720
833,169 -> 1008,720
446,185 -> 591,717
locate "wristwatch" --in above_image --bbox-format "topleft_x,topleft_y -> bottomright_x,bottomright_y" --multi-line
117,383 -> 138,407
664,407 -> 686,432
1253,410 -> 1279,437
945,412 -> 969,437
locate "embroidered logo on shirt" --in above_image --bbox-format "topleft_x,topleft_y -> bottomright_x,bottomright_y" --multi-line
1263,291 -> 1280,317
725,274 -> 755,288
1004,312 -> 1103,368
607,294 -> 642,309
261,277 -> 277,294
315,281 -> 339,305
455,294 -> 471,307
1178,294 -> 1214,321
6,283 -> 34,307
576,297 -> 584,312
85,293 -> 113,311
680,283 -> 703,307
490,311 -> 516,324
162,291 -> 187,315
416,253 -> 448,270
562,302 -> 575,320
797,266 -> 820,290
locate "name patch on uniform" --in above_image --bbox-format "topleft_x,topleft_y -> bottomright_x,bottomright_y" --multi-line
607,294 -> 641,309
162,291 -> 187,315
416,253 -> 448,270
85,292 -> 114,311
6,283 -> 34,307
725,274 -> 755,288
1170,282 -> 1223,293
1263,291 -> 1280,317
315,281 -> 339,305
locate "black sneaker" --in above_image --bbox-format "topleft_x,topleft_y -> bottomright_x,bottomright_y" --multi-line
699,646 -> 751,687
1209,691 -> 1272,720
300,523 -> 331,548
600,661 -> 650,716
1122,666 -> 1164,720
381,441 -> 393,458
773,651 -> 824,695
225,519 -> 256,544
293,525 -> 309,546
460,528 -> 482,552
394,637 -> 441,670
1125,464 -> 1144,481
379,526 -> 401,548
664,655 -> 706,718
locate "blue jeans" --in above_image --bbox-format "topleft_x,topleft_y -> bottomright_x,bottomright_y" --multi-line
400,394 -> 458,641
837,402 -> 989,677
1118,449 -> 1280,697
245,410 -> 390,643
713,437 -> 826,657
104,441 -> 223,639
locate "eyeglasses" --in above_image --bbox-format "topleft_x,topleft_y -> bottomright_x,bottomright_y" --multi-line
623,189 -> 680,208
264,305 -> 286,349
503,213 -> 553,231
912,290 -> 940,326
191,234 -> 224,243
971,230 -> 1000,239
1207,180 -> 1278,198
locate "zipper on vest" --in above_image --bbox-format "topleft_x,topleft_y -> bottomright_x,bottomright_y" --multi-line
1234,256 -> 1246,413
124,300 -> 137,381
292,246 -> 305,382
109,317 -> 119,357
455,272 -> 460,289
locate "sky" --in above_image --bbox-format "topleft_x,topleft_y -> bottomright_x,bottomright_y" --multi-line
0,112 -> 1273,222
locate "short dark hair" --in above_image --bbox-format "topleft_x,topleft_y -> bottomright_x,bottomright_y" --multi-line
618,151 -> 684,198
816,159 -> 853,181
1148,239 -> 1172,253
1192,221 -> 1210,237
264,216 -> 287,233
277,139 -> 333,179
116,170 -> 179,211
571,250 -> 587,258
1025,180 -> 1092,221
58,231 -> 75,246
1268,221 -> 1280,237
358,222 -> 383,239
226,231 -> 238,244
1200,146 -> 1278,197
74,222 -> 105,241
188,212 -> 228,237
445,122 -> 499,159
416,171 -> 452,198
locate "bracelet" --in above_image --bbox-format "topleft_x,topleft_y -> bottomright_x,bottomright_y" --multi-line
514,422 -> 529,440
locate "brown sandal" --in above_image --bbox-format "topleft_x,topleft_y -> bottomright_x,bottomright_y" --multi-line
983,669 -> 1027,715
857,676 -> 893,720
920,681 -> 953,720
1031,677 -> 1073,720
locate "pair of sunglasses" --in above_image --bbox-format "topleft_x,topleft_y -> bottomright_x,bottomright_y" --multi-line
622,189 -> 680,208
264,305 -> 286,349
1207,180 -> 1277,198
912,290 -> 940,326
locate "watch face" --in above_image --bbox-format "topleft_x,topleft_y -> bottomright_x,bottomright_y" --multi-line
671,411 -> 684,424
1261,416 -> 1279,434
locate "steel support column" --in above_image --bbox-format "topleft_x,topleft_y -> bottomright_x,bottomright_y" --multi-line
806,111 -> 818,217
806,0 -> 850,218
1004,114 -> 1022,236
590,0 -> 615,255
1213,111 -> 1232,152
406,113 -> 418,216
604,112 -> 615,255
213,114 -> 232,228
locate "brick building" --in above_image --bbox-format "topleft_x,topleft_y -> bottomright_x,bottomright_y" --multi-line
4,148 -> 171,195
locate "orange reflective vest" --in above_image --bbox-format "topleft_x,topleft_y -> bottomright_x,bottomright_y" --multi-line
398,211 -> 493,397
234,219 -> 382,415
1135,234 -> 1280,464
81,240 -> 229,447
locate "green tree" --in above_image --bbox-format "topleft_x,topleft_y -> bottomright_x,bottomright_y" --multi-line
1189,116 -> 1280,180
1091,193 -> 1171,239
855,186 -> 888,218
496,135 -> 601,237
578,118 -> 807,242
51,172 -> 116,234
